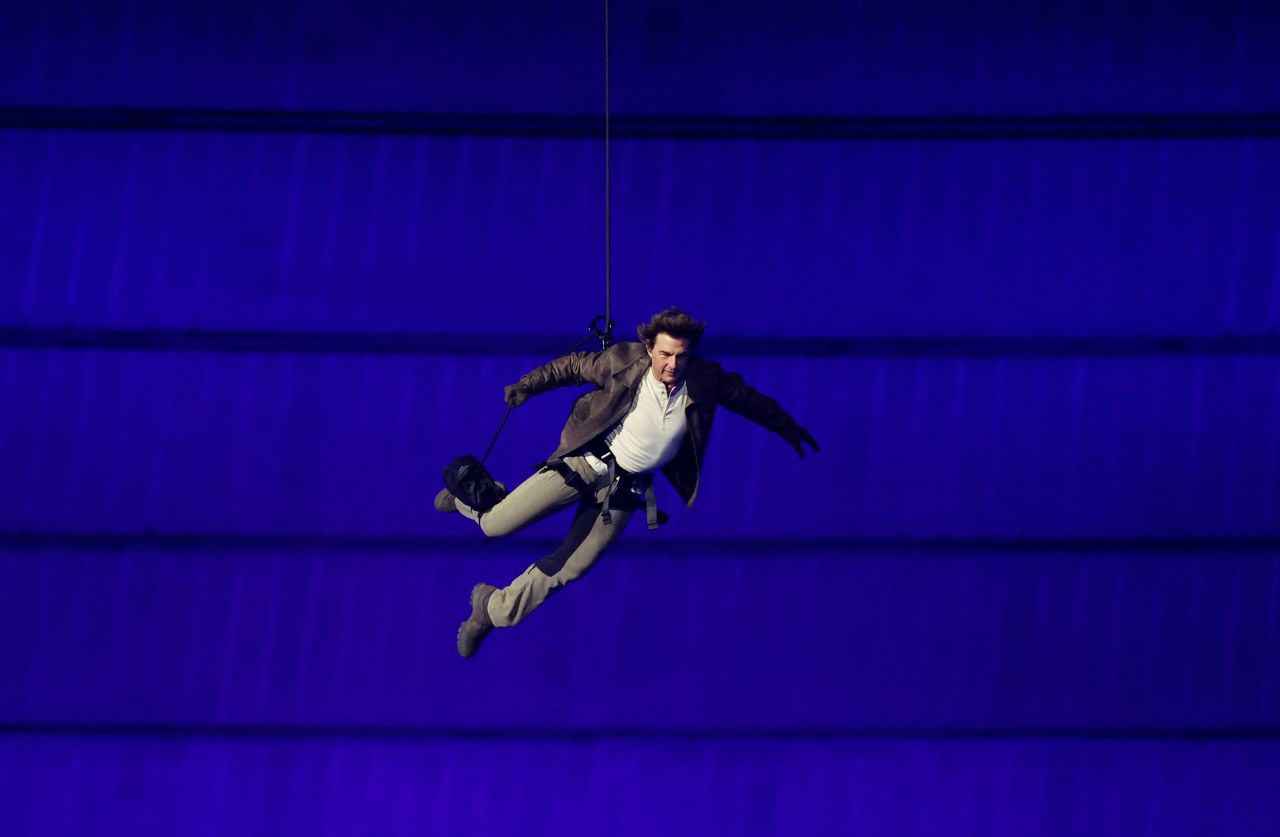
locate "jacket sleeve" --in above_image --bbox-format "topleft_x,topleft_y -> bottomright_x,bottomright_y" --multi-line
516,347 -> 617,395
709,362 -> 803,438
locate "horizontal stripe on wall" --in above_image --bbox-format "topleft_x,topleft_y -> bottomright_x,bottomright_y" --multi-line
2,0 -> 1277,117
5,328 -> 1280,357
6,108 -> 1280,140
4,723 -> 1280,741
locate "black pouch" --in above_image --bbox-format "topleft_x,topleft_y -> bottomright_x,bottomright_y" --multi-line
443,455 -> 508,513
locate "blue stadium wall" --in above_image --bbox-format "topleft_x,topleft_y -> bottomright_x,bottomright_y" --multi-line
2,1 -> 1279,834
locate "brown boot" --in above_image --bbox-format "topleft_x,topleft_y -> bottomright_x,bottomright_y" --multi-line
456,582 -> 497,658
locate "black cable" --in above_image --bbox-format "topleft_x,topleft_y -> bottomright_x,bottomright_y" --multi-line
604,0 -> 611,345
480,404 -> 514,466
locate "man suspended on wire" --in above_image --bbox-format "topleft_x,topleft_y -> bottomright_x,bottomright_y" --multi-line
436,307 -> 820,658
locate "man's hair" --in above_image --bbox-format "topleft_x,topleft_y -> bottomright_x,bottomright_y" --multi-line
636,307 -> 706,349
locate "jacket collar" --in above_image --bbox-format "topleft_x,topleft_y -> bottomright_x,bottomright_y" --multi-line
613,344 -> 650,385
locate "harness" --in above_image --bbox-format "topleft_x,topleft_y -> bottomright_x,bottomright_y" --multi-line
541,438 -> 666,530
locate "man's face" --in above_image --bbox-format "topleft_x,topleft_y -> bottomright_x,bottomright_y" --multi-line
647,333 -> 691,387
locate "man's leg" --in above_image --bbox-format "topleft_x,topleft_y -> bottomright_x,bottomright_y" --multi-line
455,467 -> 579,538
486,501 -> 634,627
457,455 -> 627,657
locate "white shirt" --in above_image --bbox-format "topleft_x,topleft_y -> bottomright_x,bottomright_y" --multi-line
587,372 -> 689,475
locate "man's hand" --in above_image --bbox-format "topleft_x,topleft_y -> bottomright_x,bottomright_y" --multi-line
503,383 -> 531,407
783,425 -> 820,458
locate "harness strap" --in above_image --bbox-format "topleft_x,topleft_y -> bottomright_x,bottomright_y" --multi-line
645,484 -> 660,529
600,458 -> 616,524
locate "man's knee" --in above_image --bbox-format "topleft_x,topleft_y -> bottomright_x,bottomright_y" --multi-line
479,513 -> 515,538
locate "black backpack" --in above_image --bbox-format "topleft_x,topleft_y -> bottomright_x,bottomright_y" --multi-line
443,455 -> 508,513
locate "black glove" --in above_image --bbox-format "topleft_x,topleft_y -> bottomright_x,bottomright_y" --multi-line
504,383 -> 531,407
782,424 -> 820,458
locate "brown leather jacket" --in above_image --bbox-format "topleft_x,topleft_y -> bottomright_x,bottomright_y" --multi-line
516,342 -> 806,507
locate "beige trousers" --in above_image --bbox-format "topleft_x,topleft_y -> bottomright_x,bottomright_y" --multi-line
457,455 -> 633,627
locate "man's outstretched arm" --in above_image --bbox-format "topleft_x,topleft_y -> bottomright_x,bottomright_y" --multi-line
712,365 -> 820,458
502,348 -> 617,407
